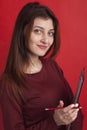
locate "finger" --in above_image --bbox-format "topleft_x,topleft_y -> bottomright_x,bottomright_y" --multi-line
72,111 -> 78,120
61,109 -> 79,125
67,103 -> 81,115
67,106 -> 80,115
63,103 -> 79,113
68,110 -> 79,122
59,100 -> 64,107
66,108 -> 79,121
57,100 -> 64,108
63,108 -> 79,120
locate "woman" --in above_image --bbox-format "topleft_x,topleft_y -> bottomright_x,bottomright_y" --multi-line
0,2 -> 83,130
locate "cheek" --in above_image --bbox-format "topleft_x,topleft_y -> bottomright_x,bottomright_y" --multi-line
29,36 -> 39,44
28,36 -> 40,50
49,38 -> 54,46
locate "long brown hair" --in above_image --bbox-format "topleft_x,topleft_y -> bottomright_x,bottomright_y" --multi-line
0,2 -> 60,102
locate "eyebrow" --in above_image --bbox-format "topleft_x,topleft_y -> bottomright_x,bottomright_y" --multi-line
33,26 -> 54,31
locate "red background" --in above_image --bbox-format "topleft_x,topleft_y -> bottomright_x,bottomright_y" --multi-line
0,0 -> 87,130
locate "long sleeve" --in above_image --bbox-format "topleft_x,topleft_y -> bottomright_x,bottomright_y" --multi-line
0,82 -> 26,130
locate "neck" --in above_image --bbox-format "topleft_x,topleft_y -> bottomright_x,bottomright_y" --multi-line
24,56 -> 43,74
29,56 -> 40,66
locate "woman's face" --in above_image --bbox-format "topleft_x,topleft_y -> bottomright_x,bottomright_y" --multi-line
27,17 -> 54,57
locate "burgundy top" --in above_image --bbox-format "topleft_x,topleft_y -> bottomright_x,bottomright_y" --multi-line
0,59 -> 83,130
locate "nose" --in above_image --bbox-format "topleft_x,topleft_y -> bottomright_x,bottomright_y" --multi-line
41,34 -> 49,44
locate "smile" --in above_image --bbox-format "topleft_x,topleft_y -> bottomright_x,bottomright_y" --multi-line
37,45 -> 48,50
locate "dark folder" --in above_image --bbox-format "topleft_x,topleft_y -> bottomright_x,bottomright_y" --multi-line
67,68 -> 85,130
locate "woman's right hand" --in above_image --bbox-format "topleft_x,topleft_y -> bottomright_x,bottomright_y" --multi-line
53,100 -> 80,126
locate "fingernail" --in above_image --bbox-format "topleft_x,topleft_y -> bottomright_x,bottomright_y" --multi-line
75,103 -> 79,107
79,106 -> 82,109
71,104 -> 75,107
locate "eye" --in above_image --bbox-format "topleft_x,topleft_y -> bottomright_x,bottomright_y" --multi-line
33,29 -> 42,34
48,32 -> 54,37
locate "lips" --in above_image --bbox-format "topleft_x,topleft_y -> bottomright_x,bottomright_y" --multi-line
37,45 -> 47,50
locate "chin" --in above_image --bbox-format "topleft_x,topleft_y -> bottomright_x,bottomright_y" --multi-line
37,53 -> 46,57
37,51 -> 47,57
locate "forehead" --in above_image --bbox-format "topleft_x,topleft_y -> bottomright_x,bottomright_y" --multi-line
33,17 -> 54,29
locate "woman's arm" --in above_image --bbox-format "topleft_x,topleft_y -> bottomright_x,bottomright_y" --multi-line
0,83 -> 26,130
